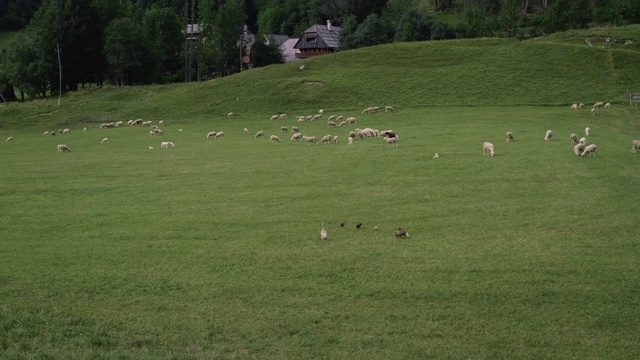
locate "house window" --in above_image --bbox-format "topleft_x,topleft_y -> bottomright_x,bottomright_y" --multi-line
306,37 -> 316,43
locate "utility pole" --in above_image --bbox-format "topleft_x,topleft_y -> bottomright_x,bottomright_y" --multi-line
56,43 -> 62,106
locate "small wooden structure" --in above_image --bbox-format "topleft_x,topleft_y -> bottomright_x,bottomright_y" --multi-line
294,20 -> 341,59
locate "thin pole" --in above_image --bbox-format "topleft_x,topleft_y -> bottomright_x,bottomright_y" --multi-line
56,43 -> 62,106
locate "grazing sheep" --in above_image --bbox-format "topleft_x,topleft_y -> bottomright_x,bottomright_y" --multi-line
321,135 -> 332,144
506,131 -> 514,142
433,153 -> 439,159
149,130 -> 155,137
6,136 -> 13,143
302,136 -> 317,145
50,131 -> 56,136
207,131 -> 217,139
385,106 -> 394,112
56,144 -> 70,152
292,126 -> 299,133
571,103 -> 579,110
291,132 -> 303,141
632,140 -> 640,153
312,114 -> 322,121
62,128 -> 71,134
154,128 -> 164,135
101,138 -> 108,144
161,141 -> 175,148
591,108 -> 596,115
544,130 -> 553,141
338,121 -> 347,127
585,127 -> 590,136
243,128 -> 249,134
346,117 -> 357,124
270,115 -> 279,121
279,113 -> 288,120
114,121 -> 124,127
581,144 -> 597,157
327,115 -> 336,121
158,120 -> 164,125
227,112 -> 235,118
483,142 -> 495,156
574,143 -> 586,155
336,115 -> 344,122
43,131 -> 49,136
255,130 -> 264,138
83,128 -> 87,133
348,136 -> 353,145
604,102 -> 611,108
320,222 -> 327,240
579,103 -> 585,109
385,137 -> 398,148
318,109 -> 324,115
270,135 -> 280,143
593,102 -> 604,109
280,126 -> 288,132
348,131 -> 357,139
327,120 -> 337,127
333,135 -> 338,143
214,132 -> 224,139
579,137 -> 587,145
394,227 -> 410,238
570,133 -> 579,144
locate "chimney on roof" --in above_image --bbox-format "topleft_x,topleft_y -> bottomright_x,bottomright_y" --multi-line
327,20 -> 332,31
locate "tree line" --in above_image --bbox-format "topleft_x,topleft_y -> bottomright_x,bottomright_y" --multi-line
0,0 -> 638,102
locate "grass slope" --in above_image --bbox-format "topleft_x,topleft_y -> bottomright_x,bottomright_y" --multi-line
1,29 -> 640,359
2,26 -> 640,129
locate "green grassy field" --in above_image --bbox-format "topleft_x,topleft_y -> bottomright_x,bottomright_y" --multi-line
2,27 -> 640,359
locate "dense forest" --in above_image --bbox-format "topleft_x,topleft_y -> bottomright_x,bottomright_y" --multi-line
0,0 -> 639,101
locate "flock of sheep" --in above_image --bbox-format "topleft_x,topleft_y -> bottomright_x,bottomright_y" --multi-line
3,102 -> 640,157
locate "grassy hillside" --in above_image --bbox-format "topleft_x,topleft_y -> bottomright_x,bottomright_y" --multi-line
2,27 -> 640,130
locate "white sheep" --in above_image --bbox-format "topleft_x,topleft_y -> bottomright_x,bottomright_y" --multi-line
581,144 -> 597,157
114,121 -> 124,127
83,128 -> 87,133
506,131 -> 514,142
571,103 -> 578,110
270,135 -> 280,143
327,115 -> 336,121
207,131 -> 217,139
585,127 -> 590,136
280,126 -> 288,132
161,141 -> 175,148
158,120 -> 164,125
255,130 -> 264,138
346,117 -> 357,124
292,126 -> 299,133
593,102 -> 604,109
43,131 -> 50,136
101,138 -> 109,144
56,144 -> 70,152
149,130 -> 155,137
318,109 -> 324,115
153,128 -> 164,135
270,115 -> 279,121
591,108 -> 596,115
579,137 -> 587,145
243,128 -> 249,135
544,130 -> 553,141
291,132 -> 303,141
385,137 -> 398,148
632,140 -> 640,153
570,133 -> 578,144
312,114 -> 322,121
579,103 -> 585,109
483,142 -> 495,157
302,136 -> 317,145
333,135 -> 338,143
338,121 -> 347,127
279,113 -> 288,120
321,135 -> 332,144
574,142 -> 586,155
215,132 -> 224,139
6,136 -> 13,143
62,128 -> 71,134
348,136 -> 353,145
604,102 -> 611,108
385,106 -> 394,112
227,112 -> 235,118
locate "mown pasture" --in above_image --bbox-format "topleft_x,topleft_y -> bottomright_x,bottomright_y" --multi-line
1,104 -> 639,359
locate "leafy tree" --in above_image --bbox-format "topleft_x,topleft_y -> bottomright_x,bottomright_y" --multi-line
250,36 -> 284,67
104,17 -> 156,85
0,0 -> 42,31
210,0 -> 247,76
430,20 -> 455,40
543,0 -> 591,33
340,13 -> 392,50
143,7 -> 184,77
394,9 -> 433,42
5,31 -> 50,99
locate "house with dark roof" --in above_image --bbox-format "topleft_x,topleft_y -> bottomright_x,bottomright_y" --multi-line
263,34 -> 290,47
293,20 -> 341,59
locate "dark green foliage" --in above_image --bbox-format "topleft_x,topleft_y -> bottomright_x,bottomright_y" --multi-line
0,0 -> 41,30
340,13 -> 392,51
394,9 -> 433,42
104,17 -> 156,85
143,7 -> 184,76
543,0 -> 591,33
250,36 -> 284,67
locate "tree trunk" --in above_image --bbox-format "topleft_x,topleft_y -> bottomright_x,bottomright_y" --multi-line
0,84 -> 19,102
